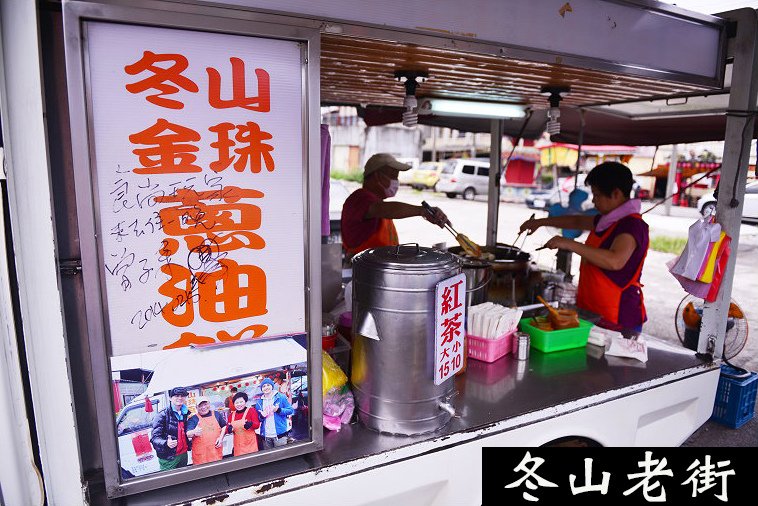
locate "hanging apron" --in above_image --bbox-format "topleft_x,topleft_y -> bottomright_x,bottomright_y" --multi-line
190,411 -> 223,465
344,218 -> 398,256
576,215 -> 647,326
230,407 -> 258,456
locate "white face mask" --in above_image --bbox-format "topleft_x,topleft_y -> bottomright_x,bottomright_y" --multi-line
385,179 -> 399,198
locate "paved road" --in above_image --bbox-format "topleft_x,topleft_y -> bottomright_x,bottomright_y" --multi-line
386,186 -> 758,372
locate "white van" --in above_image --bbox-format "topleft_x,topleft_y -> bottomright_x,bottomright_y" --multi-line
434,158 -> 491,199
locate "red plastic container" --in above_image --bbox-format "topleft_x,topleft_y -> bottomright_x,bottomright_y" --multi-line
322,332 -> 337,351
467,330 -> 515,363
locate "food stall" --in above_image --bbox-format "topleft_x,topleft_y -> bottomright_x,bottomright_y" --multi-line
0,1 -> 756,505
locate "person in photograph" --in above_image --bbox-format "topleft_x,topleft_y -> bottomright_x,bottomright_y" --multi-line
186,396 -> 227,465
226,391 -> 260,456
255,378 -> 295,449
225,386 -> 238,411
150,386 -> 191,471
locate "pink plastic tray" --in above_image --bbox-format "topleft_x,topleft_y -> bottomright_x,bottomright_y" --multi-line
467,330 -> 515,363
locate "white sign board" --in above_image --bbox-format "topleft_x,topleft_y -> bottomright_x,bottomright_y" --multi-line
86,22 -> 305,356
434,273 -> 466,385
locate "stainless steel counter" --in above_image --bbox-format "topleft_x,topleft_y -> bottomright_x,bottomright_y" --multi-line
127,338 -> 714,506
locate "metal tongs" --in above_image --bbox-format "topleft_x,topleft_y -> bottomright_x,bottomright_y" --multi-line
421,201 -> 482,257
506,212 -> 535,259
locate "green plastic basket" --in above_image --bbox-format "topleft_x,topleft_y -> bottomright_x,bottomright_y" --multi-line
518,317 -> 593,353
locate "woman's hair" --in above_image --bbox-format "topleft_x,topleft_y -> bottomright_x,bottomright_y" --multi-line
585,161 -> 634,198
232,391 -> 248,404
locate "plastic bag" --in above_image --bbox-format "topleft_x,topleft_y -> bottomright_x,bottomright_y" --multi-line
697,232 -> 726,283
667,257 -> 710,298
705,238 -> 731,302
323,386 -> 355,432
322,350 -> 348,396
669,216 -> 721,281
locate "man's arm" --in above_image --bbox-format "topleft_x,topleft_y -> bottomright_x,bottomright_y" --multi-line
150,412 -> 167,449
365,201 -> 424,220
366,200 -> 447,227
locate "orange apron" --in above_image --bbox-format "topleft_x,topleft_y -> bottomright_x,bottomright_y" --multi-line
230,407 -> 258,456
344,218 -> 398,256
576,215 -> 647,326
190,411 -> 223,465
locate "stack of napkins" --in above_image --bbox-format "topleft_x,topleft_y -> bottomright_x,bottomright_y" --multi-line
467,303 -> 523,339
587,326 -> 622,347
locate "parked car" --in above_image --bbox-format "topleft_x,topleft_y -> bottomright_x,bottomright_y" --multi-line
526,176 -> 646,210
525,187 -> 560,209
396,157 -> 420,186
697,181 -> 758,221
411,161 -> 445,190
435,158 -> 491,199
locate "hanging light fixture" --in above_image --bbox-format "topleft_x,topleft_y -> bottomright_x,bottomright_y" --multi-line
540,85 -> 570,135
417,97 -> 526,119
394,70 -> 428,127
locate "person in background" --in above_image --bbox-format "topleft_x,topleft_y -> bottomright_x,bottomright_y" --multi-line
225,391 -> 260,456
255,378 -> 295,449
341,153 -> 448,257
519,162 -> 649,331
225,386 -> 238,411
186,396 -> 227,465
150,386 -> 192,471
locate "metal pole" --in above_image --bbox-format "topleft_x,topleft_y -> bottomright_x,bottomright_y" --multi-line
700,8 -> 758,358
664,144 -> 679,216
431,126 -> 437,162
487,119 -> 503,247
574,108 -> 584,187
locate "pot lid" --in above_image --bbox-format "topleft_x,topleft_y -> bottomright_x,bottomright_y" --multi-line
357,244 -> 460,271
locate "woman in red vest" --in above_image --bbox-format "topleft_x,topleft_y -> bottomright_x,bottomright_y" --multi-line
341,153 -> 448,257
225,391 -> 260,456
520,162 -> 649,331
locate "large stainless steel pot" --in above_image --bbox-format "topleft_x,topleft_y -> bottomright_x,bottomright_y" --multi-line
448,243 -> 531,306
351,244 -> 460,435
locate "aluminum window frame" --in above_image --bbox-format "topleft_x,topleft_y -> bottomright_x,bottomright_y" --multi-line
62,0 -> 323,497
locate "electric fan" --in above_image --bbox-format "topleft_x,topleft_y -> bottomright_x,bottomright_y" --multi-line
674,294 -> 749,360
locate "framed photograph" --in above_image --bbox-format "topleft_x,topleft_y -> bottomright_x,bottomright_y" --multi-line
63,0 -> 322,496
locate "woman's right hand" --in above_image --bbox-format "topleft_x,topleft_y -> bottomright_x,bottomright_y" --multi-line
519,217 -> 542,235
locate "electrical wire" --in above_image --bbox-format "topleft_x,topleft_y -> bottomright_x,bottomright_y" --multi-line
641,164 -> 722,215
643,109 -> 757,216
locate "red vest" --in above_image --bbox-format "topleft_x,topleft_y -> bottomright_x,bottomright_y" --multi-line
344,218 -> 399,256
576,215 -> 647,326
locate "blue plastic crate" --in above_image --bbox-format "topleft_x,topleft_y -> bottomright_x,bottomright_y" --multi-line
710,364 -> 757,429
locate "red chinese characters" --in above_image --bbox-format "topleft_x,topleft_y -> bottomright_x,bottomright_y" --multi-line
122,50 -> 277,349
435,276 -> 466,383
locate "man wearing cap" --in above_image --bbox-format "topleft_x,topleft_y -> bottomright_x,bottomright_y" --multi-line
254,378 -> 295,449
150,386 -> 192,470
186,397 -> 227,465
341,153 -> 448,257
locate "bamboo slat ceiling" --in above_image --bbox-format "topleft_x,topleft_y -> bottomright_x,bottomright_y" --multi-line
320,34 -> 717,109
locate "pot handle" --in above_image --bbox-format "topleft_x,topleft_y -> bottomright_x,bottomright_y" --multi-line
393,243 -> 420,256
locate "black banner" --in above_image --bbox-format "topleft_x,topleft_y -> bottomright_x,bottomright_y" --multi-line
483,447 -> 749,505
